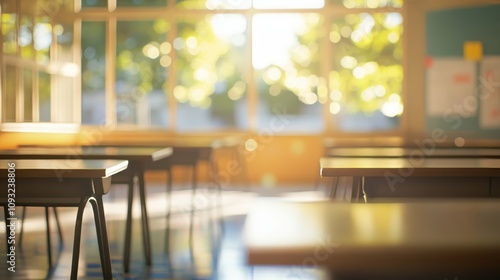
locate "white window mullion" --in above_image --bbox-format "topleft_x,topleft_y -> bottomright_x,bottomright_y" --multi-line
246,13 -> 257,132
73,18 -> 82,124
50,17 -> 58,122
105,18 -> 117,127
15,1 -> 22,122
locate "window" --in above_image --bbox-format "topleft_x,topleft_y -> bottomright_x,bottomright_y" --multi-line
81,21 -> 106,125
1,0 -> 404,134
175,14 -> 248,131
329,11 -> 403,132
1,0 -> 77,127
115,20 -> 169,127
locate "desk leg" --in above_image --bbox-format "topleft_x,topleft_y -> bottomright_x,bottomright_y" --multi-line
189,162 -> 197,262
91,195 -> 113,279
45,207 -> 53,268
3,206 -> 10,256
165,166 -> 172,254
124,178 -> 134,273
209,153 -> 224,236
362,176 -> 367,203
71,196 -> 91,280
19,207 -> 26,249
137,171 -> 152,266
52,207 -> 64,248
329,177 -> 339,199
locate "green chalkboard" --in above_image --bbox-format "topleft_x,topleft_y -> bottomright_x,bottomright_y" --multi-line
425,4 -> 500,138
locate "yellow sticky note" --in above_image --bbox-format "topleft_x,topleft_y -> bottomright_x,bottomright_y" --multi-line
464,41 -> 483,61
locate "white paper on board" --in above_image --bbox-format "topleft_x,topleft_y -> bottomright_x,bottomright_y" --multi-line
479,56 -> 500,129
426,58 -> 477,117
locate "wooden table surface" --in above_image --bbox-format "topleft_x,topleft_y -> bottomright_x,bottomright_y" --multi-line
78,135 -> 244,149
320,157 -> 500,177
326,147 -> 500,158
244,199 -> 500,275
0,159 -> 128,179
0,146 -> 172,161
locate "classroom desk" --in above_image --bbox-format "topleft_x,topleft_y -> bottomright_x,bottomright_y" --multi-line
87,135 -> 246,186
326,147 -> 500,158
86,137 -> 244,253
320,157 -> 500,203
244,199 -> 500,279
0,159 -> 128,279
0,146 -> 172,272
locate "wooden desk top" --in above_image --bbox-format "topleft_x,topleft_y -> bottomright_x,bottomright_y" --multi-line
244,199 -> 500,272
326,147 -> 500,158
0,146 -> 172,162
0,159 -> 128,178
320,157 -> 500,177
77,135 -> 244,150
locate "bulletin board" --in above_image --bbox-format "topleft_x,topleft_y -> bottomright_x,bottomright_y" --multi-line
425,5 -> 500,137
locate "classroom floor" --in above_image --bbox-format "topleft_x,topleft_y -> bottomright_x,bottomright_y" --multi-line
0,183 -> 329,280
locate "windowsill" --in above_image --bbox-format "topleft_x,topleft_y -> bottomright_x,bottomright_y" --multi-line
0,122 -> 80,134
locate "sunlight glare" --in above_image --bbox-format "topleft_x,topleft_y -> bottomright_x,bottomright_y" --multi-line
264,67 -> 282,84
228,81 -> 246,100
330,89 -> 342,101
340,56 -> 357,69
245,139 -> 258,151
174,86 -> 188,103
252,14 -> 305,69
353,66 -> 366,79
194,68 -> 210,81
363,61 -> 378,75
388,31 -> 399,43
190,87 -> 206,103
381,93 -> 403,117
211,14 -> 247,43
358,14 -> 375,36
329,31 -> 341,43
340,26 -> 352,38
291,44 -> 311,67
384,13 -> 403,29
160,55 -> 172,67
300,92 -> 318,105
34,23 -> 52,51
142,43 -> 160,59
342,0 -> 356,9
253,0 -> 324,9
160,42 -> 172,54
330,102 -> 341,114
361,88 -> 375,102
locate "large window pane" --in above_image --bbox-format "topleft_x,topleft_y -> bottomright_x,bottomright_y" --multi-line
81,21 -> 106,125
24,69 -> 33,121
19,16 -> 34,58
254,13 -> 325,133
4,66 -> 17,121
34,16 -> 52,64
2,13 -> 17,54
329,13 -> 403,132
55,22 -> 77,122
175,14 -> 248,131
116,20 -> 169,127
39,72 -> 51,122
